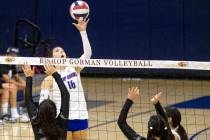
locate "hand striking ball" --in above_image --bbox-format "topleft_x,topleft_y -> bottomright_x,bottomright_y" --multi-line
70,0 -> 90,21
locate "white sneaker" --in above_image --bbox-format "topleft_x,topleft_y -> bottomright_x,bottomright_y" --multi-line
7,117 -> 17,123
0,119 -> 5,125
19,114 -> 30,123
1,114 -> 16,123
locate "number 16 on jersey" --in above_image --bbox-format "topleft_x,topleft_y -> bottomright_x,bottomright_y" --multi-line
67,80 -> 76,89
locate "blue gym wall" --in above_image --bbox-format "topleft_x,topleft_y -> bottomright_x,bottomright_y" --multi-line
0,0 -> 210,77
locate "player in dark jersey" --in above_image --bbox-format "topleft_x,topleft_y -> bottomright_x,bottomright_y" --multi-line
22,64 -> 69,140
165,107 -> 188,140
0,66 -> 19,122
151,92 -> 188,140
118,87 -> 180,140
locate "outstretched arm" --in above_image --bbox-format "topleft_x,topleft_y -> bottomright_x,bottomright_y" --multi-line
80,31 -> 92,59
22,64 -> 37,119
151,92 -> 177,139
150,92 -> 168,121
118,87 -> 146,140
73,19 -> 92,59
43,65 -> 69,119
79,30 -> 92,59
39,76 -> 53,104
73,19 -> 92,71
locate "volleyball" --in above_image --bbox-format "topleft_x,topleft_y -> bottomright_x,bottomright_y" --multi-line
70,0 -> 90,21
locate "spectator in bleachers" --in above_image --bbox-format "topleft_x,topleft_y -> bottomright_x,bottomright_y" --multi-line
0,47 -> 29,122
2,47 -> 26,96
0,66 -> 19,122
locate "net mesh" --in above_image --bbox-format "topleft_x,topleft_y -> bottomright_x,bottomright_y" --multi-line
0,58 -> 210,140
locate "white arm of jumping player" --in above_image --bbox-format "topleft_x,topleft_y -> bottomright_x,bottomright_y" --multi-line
79,31 -> 92,59
39,76 -> 53,104
39,89 -> 50,104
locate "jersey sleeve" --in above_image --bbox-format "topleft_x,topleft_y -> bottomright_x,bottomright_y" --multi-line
79,31 -> 92,59
154,101 -> 168,121
154,101 -> 175,139
118,99 -> 146,140
25,77 -> 38,120
52,72 -> 70,119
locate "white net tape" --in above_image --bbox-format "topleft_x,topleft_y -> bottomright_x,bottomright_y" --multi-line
0,56 -> 210,70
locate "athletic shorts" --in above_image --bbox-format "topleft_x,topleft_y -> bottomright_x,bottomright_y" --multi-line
67,119 -> 88,131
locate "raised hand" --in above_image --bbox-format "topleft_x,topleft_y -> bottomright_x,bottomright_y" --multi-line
150,92 -> 162,104
72,18 -> 90,31
127,87 -> 140,102
22,64 -> 34,77
44,63 -> 57,76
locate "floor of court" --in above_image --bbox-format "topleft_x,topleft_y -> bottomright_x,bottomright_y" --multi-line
0,76 -> 210,140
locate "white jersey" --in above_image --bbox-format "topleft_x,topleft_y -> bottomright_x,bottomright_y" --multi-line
49,66 -> 88,120
171,129 -> 181,140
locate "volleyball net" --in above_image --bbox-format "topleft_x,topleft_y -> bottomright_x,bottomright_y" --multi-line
0,56 -> 210,140
1,56 -> 210,70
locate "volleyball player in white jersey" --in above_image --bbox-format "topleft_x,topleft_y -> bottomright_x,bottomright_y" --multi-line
39,18 -> 91,140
